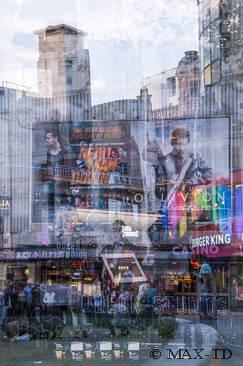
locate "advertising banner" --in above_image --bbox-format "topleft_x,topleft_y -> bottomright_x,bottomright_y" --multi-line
33,121 -> 137,186
146,117 -> 231,254
32,120 -> 150,250
30,117 -> 237,259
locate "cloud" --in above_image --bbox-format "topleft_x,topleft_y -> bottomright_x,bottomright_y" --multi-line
92,79 -> 105,91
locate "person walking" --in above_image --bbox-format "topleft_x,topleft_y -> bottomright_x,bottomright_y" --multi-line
0,287 -> 6,326
24,283 -> 33,318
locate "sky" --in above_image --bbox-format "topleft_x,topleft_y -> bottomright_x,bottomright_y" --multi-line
0,0 -> 198,105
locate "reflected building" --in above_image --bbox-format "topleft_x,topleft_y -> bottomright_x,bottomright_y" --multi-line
34,24 -> 92,121
0,24 -> 93,248
141,51 -> 200,120
176,50 -> 200,118
196,0 -> 243,312
141,67 -> 179,120
0,23 -> 153,250
0,87 -> 39,248
197,0 -> 243,170
92,88 -> 152,121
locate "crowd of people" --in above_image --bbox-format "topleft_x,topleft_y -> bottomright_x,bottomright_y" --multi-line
0,279 -> 176,340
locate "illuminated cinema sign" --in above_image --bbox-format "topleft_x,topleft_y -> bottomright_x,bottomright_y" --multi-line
15,249 -> 89,260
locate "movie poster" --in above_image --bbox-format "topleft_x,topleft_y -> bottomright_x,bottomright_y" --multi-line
147,117 -> 231,251
33,121 -> 131,187
32,120 -> 151,250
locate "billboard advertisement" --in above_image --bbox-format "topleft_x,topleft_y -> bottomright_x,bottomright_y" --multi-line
28,117 -> 237,260
33,121 -> 141,188
32,120 -> 151,250
146,117 -> 231,255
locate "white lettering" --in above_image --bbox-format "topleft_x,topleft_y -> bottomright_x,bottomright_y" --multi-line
225,233 -> 231,244
191,233 -> 232,248
218,234 -> 224,245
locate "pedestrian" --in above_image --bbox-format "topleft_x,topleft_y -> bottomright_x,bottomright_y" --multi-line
43,287 -> 55,316
0,286 -> 6,326
24,283 -> 33,318
32,285 -> 41,322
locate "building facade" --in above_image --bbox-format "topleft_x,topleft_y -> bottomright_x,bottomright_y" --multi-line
176,51 -> 200,118
198,0 -> 243,169
91,88 -> 152,121
141,67 -> 179,120
197,0 -> 243,312
0,24 -> 93,248
141,51 -> 200,120
34,24 -> 92,121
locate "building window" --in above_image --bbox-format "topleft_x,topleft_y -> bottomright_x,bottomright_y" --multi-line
203,27 -> 211,68
210,0 -> 220,21
66,60 -> 73,86
211,20 -> 221,61
202,0 -> 211,30
167,76 -> 176,96
212,60 -> 221,84
190,81 -> 199,97
58,60 -> 63,78
119,162 -> 128,175
204,64 -> 212,86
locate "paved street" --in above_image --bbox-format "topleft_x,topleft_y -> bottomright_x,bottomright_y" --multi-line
0,319 -> 219,366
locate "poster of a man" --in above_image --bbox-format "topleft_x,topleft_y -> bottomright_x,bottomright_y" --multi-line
145,117 -> 230,244
155,127 -> 213,203
44,127 -> 75,172
40,126 -> 75,223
